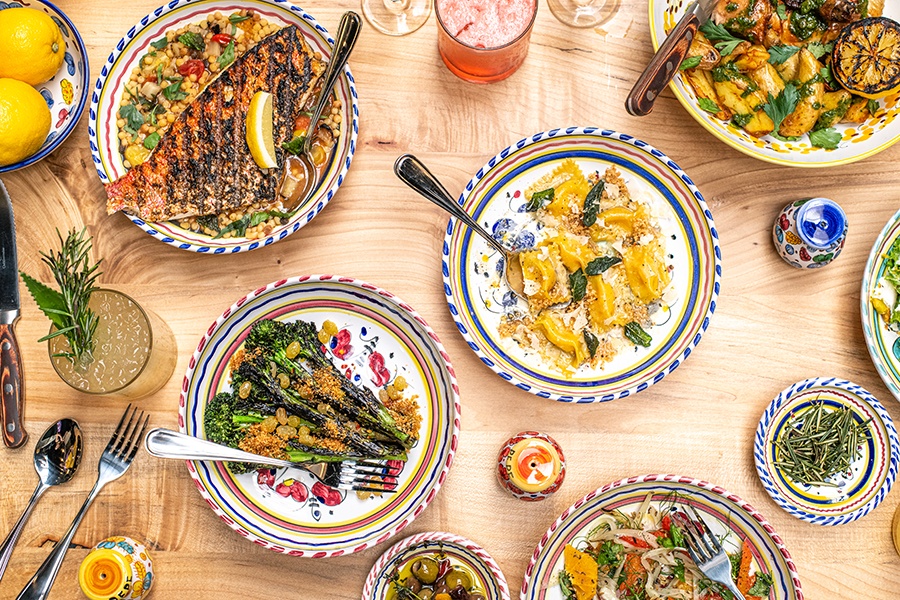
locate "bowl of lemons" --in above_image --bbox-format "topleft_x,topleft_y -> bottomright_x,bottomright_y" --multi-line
0,1 -> 88,173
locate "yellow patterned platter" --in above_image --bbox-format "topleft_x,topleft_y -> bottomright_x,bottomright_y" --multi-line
648,0 -> 900,167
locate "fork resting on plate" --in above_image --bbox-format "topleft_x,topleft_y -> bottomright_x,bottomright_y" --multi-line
673,505 -> 747,600
144,427 -> 401,494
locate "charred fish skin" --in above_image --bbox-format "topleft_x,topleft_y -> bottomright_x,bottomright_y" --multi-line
105,26 -> 325,223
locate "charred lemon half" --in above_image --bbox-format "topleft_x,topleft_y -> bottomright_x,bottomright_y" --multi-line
832,17 -> 900,99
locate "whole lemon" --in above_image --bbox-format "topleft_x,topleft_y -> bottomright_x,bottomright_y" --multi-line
0,78 -> 52,166
0,8 -> 65,86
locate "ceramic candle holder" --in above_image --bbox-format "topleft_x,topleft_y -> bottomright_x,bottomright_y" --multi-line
78,536 -> 153,600
496,431 -> 566,501
773,197 -> 847,269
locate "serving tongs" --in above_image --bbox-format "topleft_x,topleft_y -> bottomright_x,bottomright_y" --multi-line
144,428 -> 401,493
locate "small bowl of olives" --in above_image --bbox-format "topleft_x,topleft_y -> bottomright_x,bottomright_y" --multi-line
363,532 -> 509,600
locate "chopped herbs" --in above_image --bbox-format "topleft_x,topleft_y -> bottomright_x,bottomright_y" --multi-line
698,97 -> 721,113
569,269 -> 587,302
282,135 -> 306,155
773,401 -> 872,486
699,20 -> 746,56
558,571 -> 576,600
806,40 -> 834,59
767,44 -> 800,65
868,99 -> 881,116
748,572 -> 774,596
731,112 -> 753,128
596,541 -> 623,567
150,36 -> 168,50
776,2 -> 788,19
673,558 -> 685,583
762,83 -> 799,132
527,187 -> 554,212
583,180 -> 604,227
143,132 -> 161,150
178,32 -> 205,51
680,56 -> 702,71
584,330 -> 599,358
229,13 -> 252,24
585,255 -> 621,275
119,103 -> 145,134
162,80 -> 188,101
218,40 -> 236,68
809,127 -> 842,149
624,322 -> 652,347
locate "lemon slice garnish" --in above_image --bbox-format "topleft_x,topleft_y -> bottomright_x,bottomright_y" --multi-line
246,91 -> 278,169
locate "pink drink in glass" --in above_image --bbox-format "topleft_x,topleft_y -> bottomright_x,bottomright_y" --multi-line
435,0 -> 538,83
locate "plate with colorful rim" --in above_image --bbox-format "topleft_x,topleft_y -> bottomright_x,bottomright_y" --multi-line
88,0 -> 358,253
0,0 -> 89,174
648,0 -> 900,168
754,377 -> 899,526
521,474 -> 804,600
862,209 -> 900,402
179,275 -> 459,556
443,127 -> 721,402
362,531 -> 510,600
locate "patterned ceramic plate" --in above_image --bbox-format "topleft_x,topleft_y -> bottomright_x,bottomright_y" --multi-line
649,0 -> 900,167
521,474 -> 804,600
862,209 -> 900,402
362,531 -> 510,600
0,0 -> 88,173
89,0 -> 358,253
179,276 -> 459,556
754,378 -> 899,526
443,128 -> 721,402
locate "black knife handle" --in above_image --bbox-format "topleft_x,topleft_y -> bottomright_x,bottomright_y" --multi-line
0,323 -> 26,448
625,12 -> 700,116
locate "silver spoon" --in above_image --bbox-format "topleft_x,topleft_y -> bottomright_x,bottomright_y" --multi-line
394,154 -> 527,300
0,419 -> 83,583
281,11 -> 361,211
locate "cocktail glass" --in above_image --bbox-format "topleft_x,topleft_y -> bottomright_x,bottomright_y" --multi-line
48,289 -> 176,398
547,0 -> 619,28
361,0 -> 433,36
435,0 -> 538,83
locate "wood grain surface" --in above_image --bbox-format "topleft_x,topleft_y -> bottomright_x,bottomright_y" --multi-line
1,1 -> 899,598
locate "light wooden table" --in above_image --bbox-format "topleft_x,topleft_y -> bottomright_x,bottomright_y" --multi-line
2,1 -> 900,598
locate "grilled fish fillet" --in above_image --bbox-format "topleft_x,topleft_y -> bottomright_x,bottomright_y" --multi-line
105,26 -> 325,221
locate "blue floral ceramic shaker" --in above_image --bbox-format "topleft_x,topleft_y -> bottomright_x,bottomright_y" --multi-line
773,197 -> 847,269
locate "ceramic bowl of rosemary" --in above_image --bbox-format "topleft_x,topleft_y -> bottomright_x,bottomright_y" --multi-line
21,228 -> 177,397
754,377 -> 900,526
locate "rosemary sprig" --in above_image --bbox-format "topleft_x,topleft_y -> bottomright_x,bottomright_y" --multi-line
774,400 -> 872,486
20,228 -> 102,364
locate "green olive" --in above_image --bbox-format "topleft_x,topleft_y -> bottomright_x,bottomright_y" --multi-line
442,567 -> 472,590
417,590 -> 435,600
411,557 -> 440,585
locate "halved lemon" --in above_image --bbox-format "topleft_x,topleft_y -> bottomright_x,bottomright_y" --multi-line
832,17 -> 900,100
246,91 -> 278,169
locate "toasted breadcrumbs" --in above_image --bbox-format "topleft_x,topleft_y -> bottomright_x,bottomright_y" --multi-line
239,424 -> 287,459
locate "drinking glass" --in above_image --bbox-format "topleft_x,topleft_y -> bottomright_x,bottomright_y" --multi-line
547,0 -> 619,28
435,0 -> 538,83
361,0 -> 433,36
48,289 -> 177,398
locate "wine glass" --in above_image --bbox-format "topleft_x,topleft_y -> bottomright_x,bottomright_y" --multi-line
361,0 -> 433,36
547,0 -> 619,28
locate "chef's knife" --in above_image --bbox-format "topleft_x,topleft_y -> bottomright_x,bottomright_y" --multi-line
0,180 -> 26,449
626,0 -> 717,116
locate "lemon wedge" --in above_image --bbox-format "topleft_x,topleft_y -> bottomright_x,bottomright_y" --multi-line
246,91 -> 278,169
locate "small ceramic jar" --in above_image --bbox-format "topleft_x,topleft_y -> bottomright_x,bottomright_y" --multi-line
78,536 -> 153,600
773,197 -> 847,269
496,431 -> 565,501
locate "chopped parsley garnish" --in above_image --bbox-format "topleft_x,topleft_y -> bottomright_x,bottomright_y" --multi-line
767,44 -> 800,65
218,40 -> 236,68
178,32 -> 205,51
699,20 -> 746,55
748,572 -> 774,596
119,103 -> 145,134
698,97 -> 721,113
142,132 -> 161,150
150,36 -> 168,50
809,127 -> 841,149
762,83 -> 799,132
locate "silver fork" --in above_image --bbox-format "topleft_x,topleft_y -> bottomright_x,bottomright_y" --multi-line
673,506 -> 747,600
17,405 -> 149,600
144,427 -> 401,494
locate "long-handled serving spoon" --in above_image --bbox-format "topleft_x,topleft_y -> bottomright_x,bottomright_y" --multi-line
0,419 -> 83,583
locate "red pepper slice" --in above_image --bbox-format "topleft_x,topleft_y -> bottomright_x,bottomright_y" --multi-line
620,536 -> 652,549
661,515 -> 672,532
178,59 -> 205,77
211,33 -> 232,45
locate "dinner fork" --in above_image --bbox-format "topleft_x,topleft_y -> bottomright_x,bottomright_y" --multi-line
673,506 -> 747,600
17,404 -> 148,600
144,427 -> 401,494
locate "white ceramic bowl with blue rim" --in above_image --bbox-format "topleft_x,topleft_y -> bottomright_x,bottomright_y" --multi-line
521,474 -> 804,600
0,0 -> 88,173
88,0 -> 358,253
755,377 -> 900,526
362,531 -> 510,600
649,0 -> 900,167
179,275 -> 459,556
443,127 -> 721,402
862,208 -> 900,402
